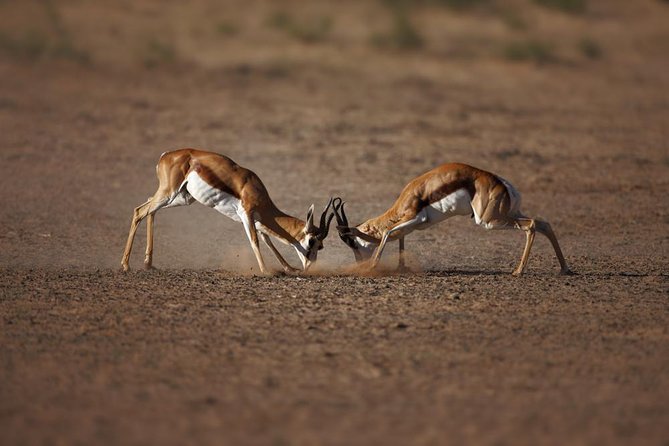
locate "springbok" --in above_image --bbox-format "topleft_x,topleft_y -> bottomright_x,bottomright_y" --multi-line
121,149 -> 334,274
333,163 -> 571,276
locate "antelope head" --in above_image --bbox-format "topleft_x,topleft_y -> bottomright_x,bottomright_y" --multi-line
332,198 -> 376,263
299,198 -> 336,269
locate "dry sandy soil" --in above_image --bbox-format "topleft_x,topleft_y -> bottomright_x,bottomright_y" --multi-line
1,0 -> 668,444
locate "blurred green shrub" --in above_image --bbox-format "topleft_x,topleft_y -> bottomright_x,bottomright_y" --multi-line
373,1 -> 424,49
0,29 -> 89,64
428,0 -> 489,9
142,39 -> 176,68
504,40 -> 556,64
383,0 -> 488,10
216,21 -> 239,36
579,37 -> 602,59
267,12 -> 332,43
501,10 -> 529,30
0,31 -> 47,59
43,0 -> 90,64
51,41 -> 90,64
533,0 -> 587,14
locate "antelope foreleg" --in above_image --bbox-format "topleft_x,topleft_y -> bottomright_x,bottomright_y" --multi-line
397,236 -> 409,272
144,213 -> 155,269
121,199 -> 152,271
241,212 -> 269,275
369,214 -> 426,270
260,233 -> 299,273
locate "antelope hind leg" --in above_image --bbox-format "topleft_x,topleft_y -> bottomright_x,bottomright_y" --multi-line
535,219 -> 572,275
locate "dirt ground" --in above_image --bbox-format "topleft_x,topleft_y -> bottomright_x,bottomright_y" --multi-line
1,0 -> 668,444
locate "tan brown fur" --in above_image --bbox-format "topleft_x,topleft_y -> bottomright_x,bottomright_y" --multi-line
339,163 -> 570,276
121,149 -> 329,274
358,164 -> 510,239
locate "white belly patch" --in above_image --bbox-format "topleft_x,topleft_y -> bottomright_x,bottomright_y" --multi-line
420,188 -> 473,229
185,171 -> 243,221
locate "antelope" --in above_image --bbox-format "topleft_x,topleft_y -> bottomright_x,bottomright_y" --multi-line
332,163 -> 572,276
121,149 -> 335,274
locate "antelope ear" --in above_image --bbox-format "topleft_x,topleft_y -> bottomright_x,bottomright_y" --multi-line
305,204 -> 316,231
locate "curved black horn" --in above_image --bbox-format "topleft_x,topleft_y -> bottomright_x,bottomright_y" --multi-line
319,197 -> 333,230
339,201 -> 350,227
319,212 -> 336,240
332,197 -> 343,225
318,197 -> 335,239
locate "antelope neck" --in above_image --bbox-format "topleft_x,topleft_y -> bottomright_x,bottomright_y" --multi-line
357,214 -> 402,241
260,211 -> 307,244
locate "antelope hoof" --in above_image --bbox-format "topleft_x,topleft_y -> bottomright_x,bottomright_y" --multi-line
511,269 -> 523,277
560,267 -> 575,276
121,263 -> 130,272
362,262 -> 379,273
396,265 -> 411,274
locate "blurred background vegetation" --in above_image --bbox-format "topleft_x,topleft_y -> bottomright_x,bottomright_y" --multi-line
2,0 -> 656,70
